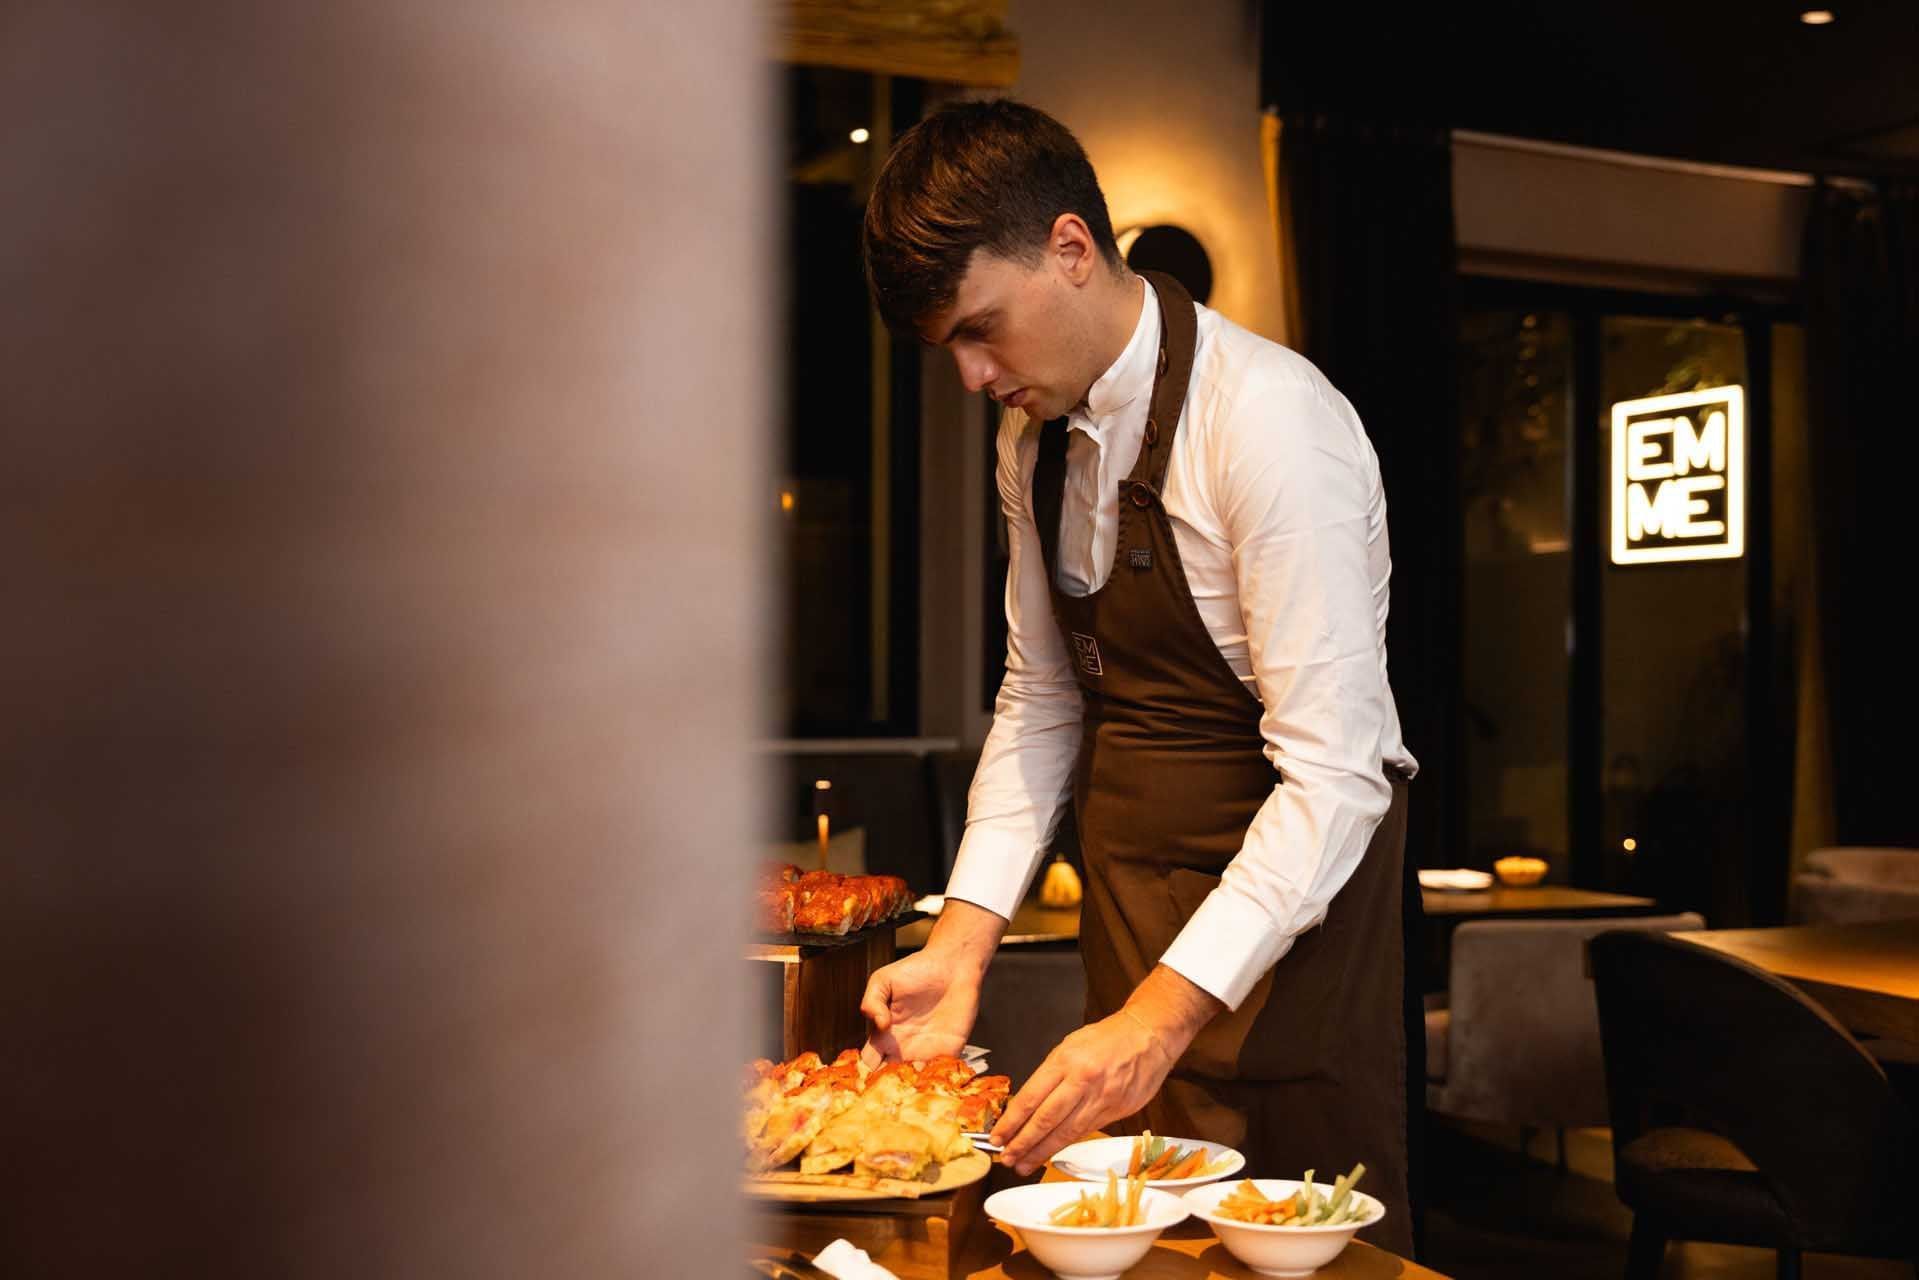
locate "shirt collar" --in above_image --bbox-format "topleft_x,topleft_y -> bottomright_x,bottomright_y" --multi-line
1075,277 -> 1158,433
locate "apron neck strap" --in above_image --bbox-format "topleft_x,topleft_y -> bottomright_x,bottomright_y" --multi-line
1125,270 -> 1198,494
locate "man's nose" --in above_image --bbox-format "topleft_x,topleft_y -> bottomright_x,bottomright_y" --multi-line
953,347 -> 996,394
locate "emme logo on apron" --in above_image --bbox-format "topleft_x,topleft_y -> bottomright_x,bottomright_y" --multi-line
1070,631 -> 1103,676
1610,385 -> 1745,565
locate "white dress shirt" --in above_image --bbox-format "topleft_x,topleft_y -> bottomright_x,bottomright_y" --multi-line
944,277 -> 1418,1011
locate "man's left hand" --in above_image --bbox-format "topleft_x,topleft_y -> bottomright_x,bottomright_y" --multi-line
987,1009 -> 1172,1175
988,965 -> 1224,1175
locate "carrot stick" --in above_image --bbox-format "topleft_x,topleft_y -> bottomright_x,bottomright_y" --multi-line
1165,1147 -> 1209,1180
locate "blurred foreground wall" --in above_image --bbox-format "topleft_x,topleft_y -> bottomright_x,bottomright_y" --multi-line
0,3 -> 765,1274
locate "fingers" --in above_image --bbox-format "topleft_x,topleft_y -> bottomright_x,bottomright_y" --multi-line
998,1070 -> 1095,1175
1010,1090 -> 1104,1175
989,1057 -> 1063,1147
863,1028 -> 901,1064
858,969 -> 894,1031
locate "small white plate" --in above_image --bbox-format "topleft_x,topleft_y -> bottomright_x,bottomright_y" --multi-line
1417,868 -> 1494,892
1050,1135 -> 1245,1189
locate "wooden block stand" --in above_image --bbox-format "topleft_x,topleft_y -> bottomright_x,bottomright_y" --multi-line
748,926 -> 897,1061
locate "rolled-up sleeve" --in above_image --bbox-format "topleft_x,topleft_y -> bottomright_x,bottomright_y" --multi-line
943,412 -> 1083,921
1157,377 -> 1397,1011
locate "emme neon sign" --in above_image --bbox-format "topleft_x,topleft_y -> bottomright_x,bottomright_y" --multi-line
1610,386 -> 1745,565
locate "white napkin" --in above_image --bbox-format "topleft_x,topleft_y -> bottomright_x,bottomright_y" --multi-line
813,1239 -> 899,1280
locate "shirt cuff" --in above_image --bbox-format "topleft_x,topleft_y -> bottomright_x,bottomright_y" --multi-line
1157,884 -> 1297,1012
943,824 -> 1046,923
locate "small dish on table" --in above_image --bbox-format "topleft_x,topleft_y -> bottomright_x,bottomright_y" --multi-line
1493,855 -> 1548,886
1049,1133 -> 1243,1190
1417,868 -> 1494,892
983,1181 -> 1188,1280
1183,1175 -> 1385,1277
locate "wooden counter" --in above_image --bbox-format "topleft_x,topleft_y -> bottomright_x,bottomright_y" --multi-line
753,1147 -> 1451,1279
896,899 -> 1082,951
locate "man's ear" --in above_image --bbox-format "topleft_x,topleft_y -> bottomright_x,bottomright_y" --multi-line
1048,213 -> 1100,286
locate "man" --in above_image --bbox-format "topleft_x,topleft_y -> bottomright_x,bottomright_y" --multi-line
859,100 -> 1417,1255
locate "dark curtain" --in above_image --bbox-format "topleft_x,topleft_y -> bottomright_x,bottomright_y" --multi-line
1275,111 -> 1462,1263
1803,179 -> 1919,846
1278,114 -> 1465,877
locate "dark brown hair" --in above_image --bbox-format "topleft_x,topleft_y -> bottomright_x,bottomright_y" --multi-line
862,99 -> 1121,332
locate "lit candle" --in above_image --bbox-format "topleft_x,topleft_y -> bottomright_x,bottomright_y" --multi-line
813,779 -> 832,871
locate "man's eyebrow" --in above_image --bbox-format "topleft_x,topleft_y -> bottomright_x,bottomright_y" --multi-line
935,308 -> 993,345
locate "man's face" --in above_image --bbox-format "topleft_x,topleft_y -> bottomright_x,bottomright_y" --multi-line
918,249 -> 1097,423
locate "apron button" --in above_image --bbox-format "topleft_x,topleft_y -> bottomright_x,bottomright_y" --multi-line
1144,418 -> 1159,445
1131,484 -> 1153,508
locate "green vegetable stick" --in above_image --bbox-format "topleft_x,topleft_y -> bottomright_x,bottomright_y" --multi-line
1329,1162 -> 1367,1223
1323,1172 -> 1351,1223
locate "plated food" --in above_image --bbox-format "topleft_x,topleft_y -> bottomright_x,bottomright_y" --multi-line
1127,1131 -> 1233,1181
743,1049 -> 1010,1197
1048,1169 -> 1150,1228
757,862 -> 913,936
1183,1168 -> 1385,1278
1050,1132 -> 1244,1189
1215,1163 -> 1370,1225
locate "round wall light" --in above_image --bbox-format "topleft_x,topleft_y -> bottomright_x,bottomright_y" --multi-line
1117,224 -> 1213,305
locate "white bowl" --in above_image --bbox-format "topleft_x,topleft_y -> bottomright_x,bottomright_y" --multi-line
983,1181 -> 1189,1280
1050,1135 -> 1244,1189
1182,1178 -> 1385,1277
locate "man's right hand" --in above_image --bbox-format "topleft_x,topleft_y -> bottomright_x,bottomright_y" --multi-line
860,898 -> 1007,1064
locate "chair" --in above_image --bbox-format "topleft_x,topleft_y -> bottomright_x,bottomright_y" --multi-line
1591,930 -> 1919,1280
1424,913 -> 1704,1156
1791,846 -> 1919,924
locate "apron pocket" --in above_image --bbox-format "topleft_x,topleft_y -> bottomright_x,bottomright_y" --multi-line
1165,867 -> 1339,1085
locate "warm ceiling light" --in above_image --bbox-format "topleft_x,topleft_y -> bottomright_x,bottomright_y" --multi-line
849,127 -> 870,144
1623,837 -> 1638,852
1800,9 -> 1835,23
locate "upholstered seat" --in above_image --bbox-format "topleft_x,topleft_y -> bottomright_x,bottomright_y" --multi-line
1791,846 -> 1919,924
1423,914 -> 1703,1132
1592,930 -> 1919,1279
1615,1128 -> 1792,1245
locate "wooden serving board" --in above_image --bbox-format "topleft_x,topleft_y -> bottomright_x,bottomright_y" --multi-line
746,1150 -> 991,1205
753,910 -> 927,953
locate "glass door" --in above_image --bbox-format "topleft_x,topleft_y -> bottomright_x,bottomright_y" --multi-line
1458,280 -> 1795,926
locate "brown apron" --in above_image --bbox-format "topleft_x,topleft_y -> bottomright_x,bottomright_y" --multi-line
1034,271 -> 1413,1256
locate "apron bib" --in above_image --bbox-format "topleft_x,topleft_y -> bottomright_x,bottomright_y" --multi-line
1033,271 -> 1413,1255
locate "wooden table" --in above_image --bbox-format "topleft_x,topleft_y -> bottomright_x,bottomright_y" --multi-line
1418,884 -> 1660,919
754,1143 -> 1451,1280
1674,919 -> 1919,1042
